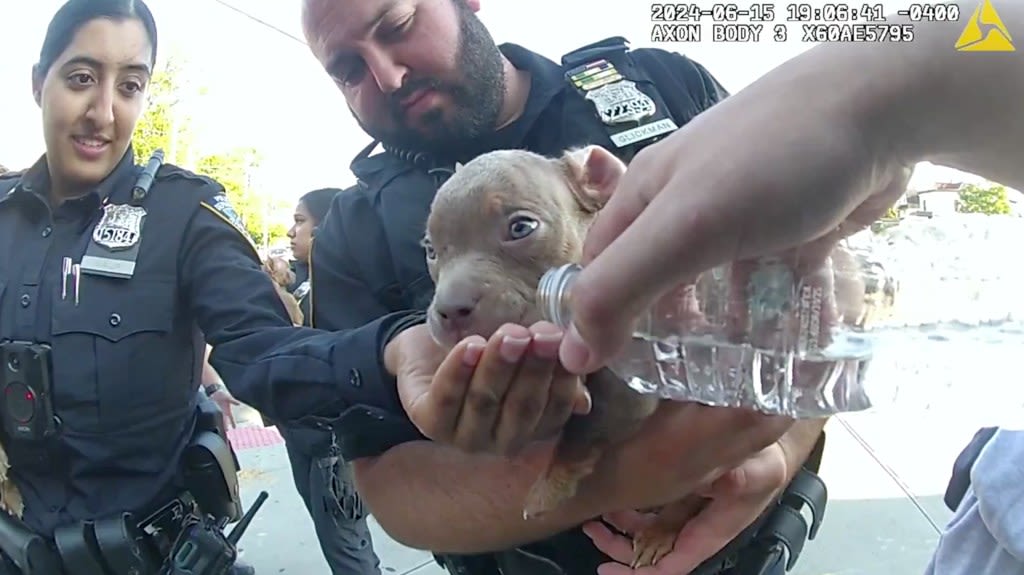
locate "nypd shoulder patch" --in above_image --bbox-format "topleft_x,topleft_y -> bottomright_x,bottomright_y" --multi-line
200,193 -> 258,253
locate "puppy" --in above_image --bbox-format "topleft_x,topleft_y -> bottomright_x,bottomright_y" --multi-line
0,447 -> 23,518
423,145 -> 704,568
263,256 -> 304,326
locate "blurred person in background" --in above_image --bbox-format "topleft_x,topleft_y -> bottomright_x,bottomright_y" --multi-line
279,186 -> 382,575
285,187 -> 339,318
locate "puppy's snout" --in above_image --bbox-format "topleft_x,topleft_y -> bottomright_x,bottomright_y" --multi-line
435,291 -> 480,332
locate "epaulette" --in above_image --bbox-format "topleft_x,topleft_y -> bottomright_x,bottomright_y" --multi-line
561,36 -> 631,68
0,170 -> 24,196
180,165 -> 259,255
153,164 -> 224,193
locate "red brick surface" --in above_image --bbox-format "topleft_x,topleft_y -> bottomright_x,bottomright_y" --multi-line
227,426 -> 284,450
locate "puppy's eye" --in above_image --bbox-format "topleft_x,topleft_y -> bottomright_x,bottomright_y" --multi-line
421,237 -> 437,260
508,216 -> 539,240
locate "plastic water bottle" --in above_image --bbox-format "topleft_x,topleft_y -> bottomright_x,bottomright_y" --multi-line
536,244 -> 893,418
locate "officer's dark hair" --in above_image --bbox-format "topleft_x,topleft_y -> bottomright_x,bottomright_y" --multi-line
36,0 -> 158,79
299,188 -> 343,225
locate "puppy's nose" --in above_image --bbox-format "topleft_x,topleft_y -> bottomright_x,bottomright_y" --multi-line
435,294 -> 480,332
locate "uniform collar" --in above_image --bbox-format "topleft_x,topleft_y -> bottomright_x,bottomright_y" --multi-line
358,42 -> 566,172
5,148 -> 138,207
476,42 -> 565,158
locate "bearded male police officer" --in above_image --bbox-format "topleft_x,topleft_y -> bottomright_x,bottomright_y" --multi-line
236,1 -> 831,575
0,0 -> 439,570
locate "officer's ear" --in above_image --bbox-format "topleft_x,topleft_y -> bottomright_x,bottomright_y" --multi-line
31,64 -> 43,107
560,145 -> 626,213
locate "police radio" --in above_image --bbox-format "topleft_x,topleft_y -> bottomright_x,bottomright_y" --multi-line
165,490 -> 268,575
0,341 -> 59,442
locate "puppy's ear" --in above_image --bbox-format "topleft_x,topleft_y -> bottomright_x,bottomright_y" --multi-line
560,145 -> 626,213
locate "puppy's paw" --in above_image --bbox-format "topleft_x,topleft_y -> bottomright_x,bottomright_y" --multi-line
630,523 -> 677,569
630,495 -> 708,568
522,468 -> 582,519
0,480 -> 23,519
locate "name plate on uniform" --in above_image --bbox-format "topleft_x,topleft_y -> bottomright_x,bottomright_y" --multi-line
566,59 -> 678,149
80,203 -> 147,279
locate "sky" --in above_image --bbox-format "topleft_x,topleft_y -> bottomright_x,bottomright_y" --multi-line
0,0 -> 996,228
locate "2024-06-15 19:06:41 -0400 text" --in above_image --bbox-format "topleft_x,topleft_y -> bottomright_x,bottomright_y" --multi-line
649,22 -> 915,43
648,3 -> 891,22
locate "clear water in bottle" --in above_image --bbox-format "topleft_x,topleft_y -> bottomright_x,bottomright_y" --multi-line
536,244 -> 889,418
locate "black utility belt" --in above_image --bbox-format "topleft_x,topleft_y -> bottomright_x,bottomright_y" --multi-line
0,493 -> 195,575
0,488 -> 268,575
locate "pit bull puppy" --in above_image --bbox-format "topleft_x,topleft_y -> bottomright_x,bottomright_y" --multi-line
422,145 -> 704,568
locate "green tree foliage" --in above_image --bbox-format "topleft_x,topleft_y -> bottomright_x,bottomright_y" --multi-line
131,57 -> 286,247
958,183 -> 1012,215
132,57 -> 194,165
195,149 -> 289,247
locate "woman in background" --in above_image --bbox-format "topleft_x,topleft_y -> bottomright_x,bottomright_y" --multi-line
285,188 -> 336,318
281,187 -> 382,575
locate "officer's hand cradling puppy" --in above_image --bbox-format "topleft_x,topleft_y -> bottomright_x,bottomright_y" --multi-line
388,322 -> 591,456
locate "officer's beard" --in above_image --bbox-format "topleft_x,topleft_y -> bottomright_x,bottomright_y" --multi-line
355,0 -> 505,158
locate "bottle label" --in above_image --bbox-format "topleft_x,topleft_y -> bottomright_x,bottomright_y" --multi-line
798,283 -> 825,354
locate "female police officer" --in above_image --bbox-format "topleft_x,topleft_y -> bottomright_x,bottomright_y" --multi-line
0,0 -> 335,572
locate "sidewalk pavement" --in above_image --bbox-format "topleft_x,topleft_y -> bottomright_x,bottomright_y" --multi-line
223,400 -> 1004,575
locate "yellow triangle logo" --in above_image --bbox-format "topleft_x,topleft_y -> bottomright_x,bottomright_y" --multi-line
955,0 -> 1015,51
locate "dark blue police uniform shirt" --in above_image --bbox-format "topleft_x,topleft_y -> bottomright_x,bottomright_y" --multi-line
252,40 -> 730,464
0,149 -> 407,536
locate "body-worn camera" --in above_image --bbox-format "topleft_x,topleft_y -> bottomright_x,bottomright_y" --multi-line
0,341 -> 59,441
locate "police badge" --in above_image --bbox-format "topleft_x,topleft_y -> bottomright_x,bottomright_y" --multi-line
93,204 -> 146,251
585,80 -> 656,125
566,58 -> 680,150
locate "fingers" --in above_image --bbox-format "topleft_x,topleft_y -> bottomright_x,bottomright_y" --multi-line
490,325 -> 559,452
561,177 -> 733,374
502,322 -> 587,445
582,510 -> 659,570
558,155 -> 664,375
416,321 -> 596,454
649,490 -> 771,574
533,369 -> 584,441
581,522 -> 637,571
571,379 -> 593,415
603,509 -> 653,535
450,324 -> 531,451
562,122 -> 760,373
407,335 -> 484,442
696,467 -> 745,499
